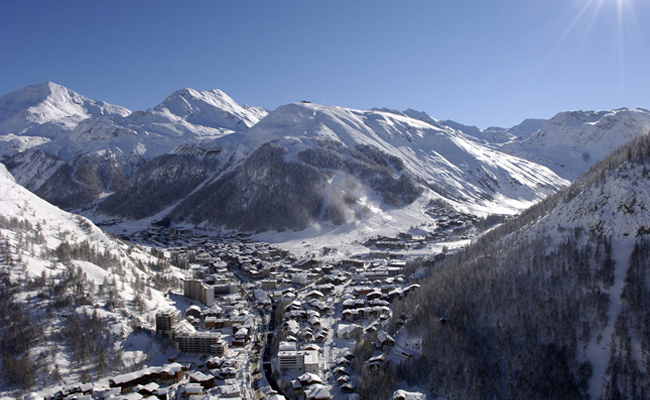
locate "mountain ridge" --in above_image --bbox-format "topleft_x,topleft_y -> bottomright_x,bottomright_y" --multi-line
2,82 -> 648,235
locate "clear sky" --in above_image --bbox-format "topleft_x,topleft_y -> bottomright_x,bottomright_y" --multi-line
1,0 -> 648,129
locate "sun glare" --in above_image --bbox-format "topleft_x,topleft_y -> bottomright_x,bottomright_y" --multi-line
547,0 -> 641,99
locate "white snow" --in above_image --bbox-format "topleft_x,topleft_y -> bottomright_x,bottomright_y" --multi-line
502,108 -> 650,180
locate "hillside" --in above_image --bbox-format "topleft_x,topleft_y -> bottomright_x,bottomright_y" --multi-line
0,82 -> 130,140
99,101 -> 567,233
3,82 -> 649,239
380,134 -> 650,399
0,83 -> 267,209
0,164 -> 182,394
501,108 -> 650,180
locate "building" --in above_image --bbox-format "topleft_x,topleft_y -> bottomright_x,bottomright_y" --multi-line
393,389 -> 427,400
261,279 -> 278,290
174,331 -> 228,356
278,342 -> 319,373
156,310 -> 181,338
183,279 -> 215,307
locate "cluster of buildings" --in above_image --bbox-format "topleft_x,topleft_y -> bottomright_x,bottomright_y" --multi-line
135,227 -> 429,399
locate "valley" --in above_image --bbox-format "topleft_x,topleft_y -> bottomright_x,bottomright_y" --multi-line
2,82 -> 650,400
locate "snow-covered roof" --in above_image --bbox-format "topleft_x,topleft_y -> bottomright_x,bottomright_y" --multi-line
304,383 -> 331,399
298,372 -> 323,385
393,389 -> 427,400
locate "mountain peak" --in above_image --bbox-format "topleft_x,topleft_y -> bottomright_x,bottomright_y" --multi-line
0,82 -> 130,137
154,87 -> 267,130
501,108 -> 650,180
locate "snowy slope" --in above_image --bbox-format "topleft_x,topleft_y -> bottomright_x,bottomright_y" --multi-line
0,163 -> 113,250
403,109 -> 546,145
0,161 -> 174,315
5,84 -> 268,165
526,147 -> 650,399
241,102 -> 568,212
0,163 -> 181,393
399,135 -> 650,399
0,82 -> 130,140
0,83 -> 268,208
501,108 -> 650,180
154,87 -> 267,130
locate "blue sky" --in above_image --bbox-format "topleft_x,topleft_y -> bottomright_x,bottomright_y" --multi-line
1,0 -> 648,128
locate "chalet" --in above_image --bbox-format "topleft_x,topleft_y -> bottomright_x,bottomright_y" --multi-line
185,305 -> 202,319
368,299 -> 390,308
334,357 -> 351,367
308,315 -> 321,328
232,326 -> 249,347
314,331 -> 328,342
366,354 -> 386,370
393,389 -> 427,400
367,289 -> 383,301
285,309 -> 307,321
205,316 -> 217,329
189,371 -> 215,389
342,299 -> 356,310
285,335 -> 299,343
337,323 -> 362,340
206,356 -> 235,369
340,349 -> 355,360
342,309 -> 357,322
304,384 -> 332,400
321,264 -> 334,274
305,290 -> 324,301
180,383 -> 203,399
135,382 -> 160,397
298,372 -> 324,386
341,382 -> 356,393
388,289 -> 402,301
291,379 -> 303,395
375,330 -> 395,350
219,379 -> 241,398
108,363 -> 183,393
353,286 -> 374,296
302,329 -> 314,342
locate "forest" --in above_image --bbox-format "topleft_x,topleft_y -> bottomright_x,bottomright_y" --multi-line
352,134 -> 650,399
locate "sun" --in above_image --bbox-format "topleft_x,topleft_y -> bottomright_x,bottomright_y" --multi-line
548,0 -> 640,94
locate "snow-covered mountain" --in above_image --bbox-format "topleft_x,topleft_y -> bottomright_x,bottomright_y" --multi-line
154,87 -> 267,130
241,102 -> 565,210
401,109 -> 546,145
501,108 -> 650,180
0,163 -> 183,392
399,134 -> 650,399
3,81 -> 648,236
0,82 -> 131,139
0,83 -> 268,209
97,101 -> 568,233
